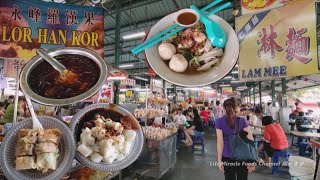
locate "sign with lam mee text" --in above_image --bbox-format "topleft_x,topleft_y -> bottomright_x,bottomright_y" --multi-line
236,0 -> 318,82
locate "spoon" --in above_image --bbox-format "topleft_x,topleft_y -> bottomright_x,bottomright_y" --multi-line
37,48 -> 67,74
37,48 -> 79,84
25,96 -> 43,129
190,5 -> 227,48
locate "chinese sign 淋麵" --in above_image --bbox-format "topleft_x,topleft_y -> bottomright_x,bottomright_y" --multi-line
236,0 -> 317,82
0,0 -> 104,60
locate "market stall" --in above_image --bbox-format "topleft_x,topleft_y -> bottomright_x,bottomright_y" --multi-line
0,1 -> 140,180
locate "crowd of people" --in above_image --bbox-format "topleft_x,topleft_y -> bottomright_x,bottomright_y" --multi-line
169,98 -> 291,180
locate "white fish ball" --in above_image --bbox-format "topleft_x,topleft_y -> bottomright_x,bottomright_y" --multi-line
169,54 -> 188,72
159,43 -> 176,60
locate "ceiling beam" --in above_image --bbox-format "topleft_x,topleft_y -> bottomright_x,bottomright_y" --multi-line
171,0 -> 180,10
107,0 -> 163,16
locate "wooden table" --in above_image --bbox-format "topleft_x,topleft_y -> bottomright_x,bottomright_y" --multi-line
290,131 -> 320,147
310,139 -> 320,180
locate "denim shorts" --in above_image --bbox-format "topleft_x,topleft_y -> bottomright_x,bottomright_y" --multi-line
194,130 -> 204,136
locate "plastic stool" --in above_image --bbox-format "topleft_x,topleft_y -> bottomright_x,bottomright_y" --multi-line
192,135 -> 204,152
298,142 -> 309,156
272,151 -> 291,174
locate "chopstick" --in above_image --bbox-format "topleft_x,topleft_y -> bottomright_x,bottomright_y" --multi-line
131,1 -> 231,55
131,0 -> 223,55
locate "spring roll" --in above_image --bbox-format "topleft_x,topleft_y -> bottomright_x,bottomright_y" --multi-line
16,142 -> 34,157
15,156 -> 36,170
36,153 -> 58,173
35,143 -> 58,154
38,129 -> 62,145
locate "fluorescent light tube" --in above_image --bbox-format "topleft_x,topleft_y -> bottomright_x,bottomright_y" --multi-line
231,71 -> 238,74
134,76 -> 148,81
119,64 -> 134,68
122,32 -> 146,40
220,84 -> 231,87
108,76 -> 126,80
183,88 -> 203,91
231,81 -> 240,84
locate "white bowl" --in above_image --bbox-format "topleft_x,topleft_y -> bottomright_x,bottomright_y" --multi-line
174,9 -> 200,27
145,13 -> 239,87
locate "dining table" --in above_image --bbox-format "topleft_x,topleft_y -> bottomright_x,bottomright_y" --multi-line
301,124 -> 320,130
290,131 -> 320,147
310,139 -> 320,180
252,130 -> 263,149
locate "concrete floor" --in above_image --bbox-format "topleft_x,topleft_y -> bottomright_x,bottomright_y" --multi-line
159,129 -> 292,180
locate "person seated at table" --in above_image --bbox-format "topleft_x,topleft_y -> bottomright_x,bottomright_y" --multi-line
200,107 -> 209,127
256,116 -> 288,165
306,110 -> 316,123
183,108 -> 204,146
249,107 -> 263,129
174,108 -> 187,126
289,110 -> 299,122
295,112 -> 312,132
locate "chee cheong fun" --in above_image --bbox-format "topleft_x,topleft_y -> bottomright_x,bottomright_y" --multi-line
77,114 -> 137,164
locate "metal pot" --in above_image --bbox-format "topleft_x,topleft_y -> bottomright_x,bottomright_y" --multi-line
20,47 -> 107,106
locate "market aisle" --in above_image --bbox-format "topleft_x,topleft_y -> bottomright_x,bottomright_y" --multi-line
161,129 -> 290,180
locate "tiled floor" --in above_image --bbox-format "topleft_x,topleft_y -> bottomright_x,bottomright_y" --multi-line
160,130 -> 292,180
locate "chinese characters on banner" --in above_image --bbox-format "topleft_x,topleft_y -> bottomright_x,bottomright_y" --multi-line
236,0 -> 318,82
0,0 -> 104,60
120,79 -> 136,86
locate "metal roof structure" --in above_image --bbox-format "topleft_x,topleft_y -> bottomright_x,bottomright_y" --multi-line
40,0 -> 320,98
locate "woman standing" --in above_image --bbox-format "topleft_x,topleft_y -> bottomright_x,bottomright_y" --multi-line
216,98 -> 255,180
183,108 -> 204,146
214,101 -> 224,119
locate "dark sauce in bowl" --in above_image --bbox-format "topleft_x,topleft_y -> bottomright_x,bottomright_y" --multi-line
28,54 -> 100,99
177,12 -> 197,26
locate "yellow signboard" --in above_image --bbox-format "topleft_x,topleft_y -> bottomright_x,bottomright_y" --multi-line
222,87 -> 233,95
236,0 -> 318,82
240,0 -> 284,16
125,90 -> 133,97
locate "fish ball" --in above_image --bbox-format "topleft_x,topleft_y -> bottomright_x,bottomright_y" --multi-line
158,43 -> 176,60
169,54 -> 188,72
